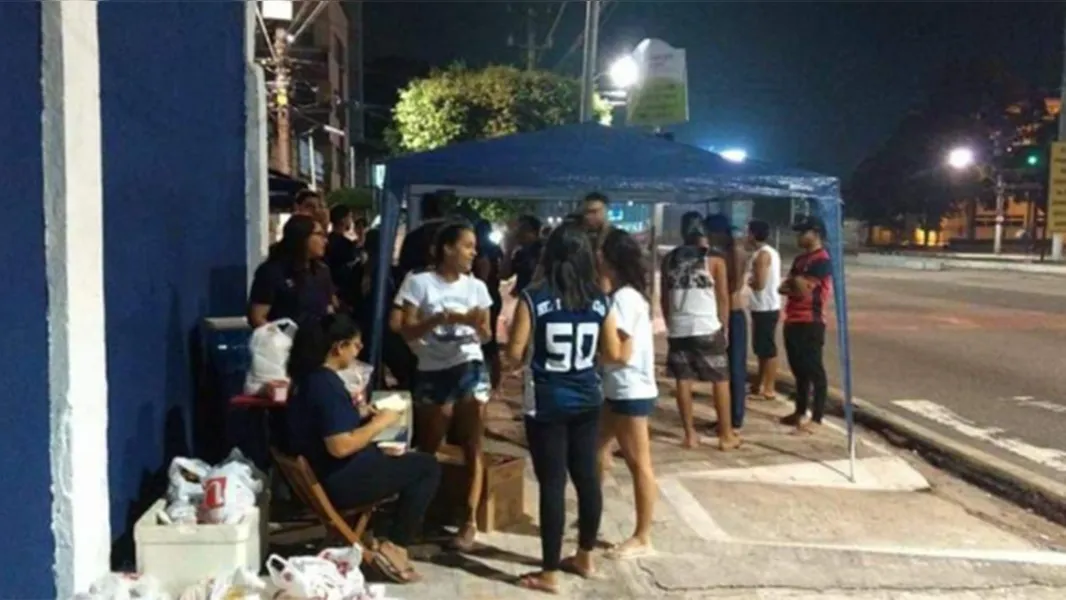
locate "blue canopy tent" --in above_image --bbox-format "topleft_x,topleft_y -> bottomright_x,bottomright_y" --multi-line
372,123 -> 856,476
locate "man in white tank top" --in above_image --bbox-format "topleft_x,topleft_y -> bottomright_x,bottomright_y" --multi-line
745,220 -> 782,401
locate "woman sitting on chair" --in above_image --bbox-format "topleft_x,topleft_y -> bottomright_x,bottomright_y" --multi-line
285,313 -> 441,583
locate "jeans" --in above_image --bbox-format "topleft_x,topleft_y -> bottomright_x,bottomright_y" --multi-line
524,409 -> 602,571
727,310 -> 749,428
783,322 -> 828,423
323,449 -> 441,546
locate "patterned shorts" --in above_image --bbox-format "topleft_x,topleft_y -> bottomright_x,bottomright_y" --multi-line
666,333 -> 728,383
413,361 -> 491,405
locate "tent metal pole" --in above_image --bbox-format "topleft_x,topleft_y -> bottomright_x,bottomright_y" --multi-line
650,202 -> 663,306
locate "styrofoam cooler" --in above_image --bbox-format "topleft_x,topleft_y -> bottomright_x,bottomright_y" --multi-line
134,499 -> 261,595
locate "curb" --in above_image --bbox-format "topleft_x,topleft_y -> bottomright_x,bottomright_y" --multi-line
761,368 -> 1066,528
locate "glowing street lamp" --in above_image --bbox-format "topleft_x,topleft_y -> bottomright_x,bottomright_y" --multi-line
947,147 -> 975,170
608,55 -> 639,89
721,148 -> 747,163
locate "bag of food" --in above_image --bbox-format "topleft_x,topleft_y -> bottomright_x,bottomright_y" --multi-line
243,319 -> 298,397
74,573 -> 169,600
177,567 -> 266,600
266,555 -> 351,600
164,457 -> 210,525
198,460 -> 262,525
337,360 -> 374,401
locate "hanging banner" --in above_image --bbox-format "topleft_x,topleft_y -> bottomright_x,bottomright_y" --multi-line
1048,141 -> 1066,234
626,39 -> 689,128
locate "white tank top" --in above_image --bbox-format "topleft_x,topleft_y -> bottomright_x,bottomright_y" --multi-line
663,246 -> 722,338
747,244 -> 782,312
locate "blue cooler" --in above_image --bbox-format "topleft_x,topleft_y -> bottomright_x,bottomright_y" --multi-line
198,317 -> 254,464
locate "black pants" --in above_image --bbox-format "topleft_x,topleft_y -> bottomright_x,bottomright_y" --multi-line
783,322 -> 828,423
323,449 -> 441,546
524,409 -> 602,572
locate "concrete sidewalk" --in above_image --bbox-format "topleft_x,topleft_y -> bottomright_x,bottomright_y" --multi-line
853,252 -> 1066,274
390,374 -> 1066,599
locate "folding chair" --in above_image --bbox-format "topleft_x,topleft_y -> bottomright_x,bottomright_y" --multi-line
270,448 -> 393,561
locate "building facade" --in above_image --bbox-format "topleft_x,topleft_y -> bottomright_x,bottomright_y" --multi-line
0,2 -> 263,597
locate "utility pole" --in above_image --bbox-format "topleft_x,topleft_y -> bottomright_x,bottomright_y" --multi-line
1052,6 -> 1066,260
273,25 -> 292,175
993,171 -> 1006,255
579,0 -> 601,122
524,7 -> 537,70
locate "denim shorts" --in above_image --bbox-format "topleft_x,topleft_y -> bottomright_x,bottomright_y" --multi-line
413,361 -> 491,405
605,397 -> 657,417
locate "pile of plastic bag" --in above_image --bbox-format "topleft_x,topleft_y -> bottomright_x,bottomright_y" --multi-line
73,573 -> 169,600
161,449 -> 264,526
243,318 -> 374,402
73,568 -> 268,600
267,545 -> 388,600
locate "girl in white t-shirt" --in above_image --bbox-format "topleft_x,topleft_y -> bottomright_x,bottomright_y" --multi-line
393,220 -> 494,550
597,228 -> 659,558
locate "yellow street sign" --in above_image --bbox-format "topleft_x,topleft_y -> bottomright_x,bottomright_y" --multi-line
1048,141 -> 1066,233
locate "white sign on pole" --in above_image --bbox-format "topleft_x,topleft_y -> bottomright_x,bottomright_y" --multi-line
626,39 -> 689,128
261,0 -> 293,22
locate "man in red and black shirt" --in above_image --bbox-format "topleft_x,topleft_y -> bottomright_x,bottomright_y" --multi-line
779,216 -> 832,432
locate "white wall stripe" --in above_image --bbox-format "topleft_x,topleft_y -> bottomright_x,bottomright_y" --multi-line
657,477 -> 730,541
893,399 -> 1066,473
42,1 -> 111,596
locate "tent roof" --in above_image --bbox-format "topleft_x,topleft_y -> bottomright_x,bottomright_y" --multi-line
384,123 -> 839,202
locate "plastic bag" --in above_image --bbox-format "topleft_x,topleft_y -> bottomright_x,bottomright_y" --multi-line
198,460 -> 262,525
164,457 -> 210,525
243,319 -> 298,397
266,545 -> 366,600
74,573 -> 170,600
337,361 -> 374,400
177,567 -> 266,600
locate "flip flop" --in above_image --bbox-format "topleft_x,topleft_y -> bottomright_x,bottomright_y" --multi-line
515,573 -> 559,595
371,542 -> 418,584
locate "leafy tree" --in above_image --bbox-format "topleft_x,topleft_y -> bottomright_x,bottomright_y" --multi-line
388,65 -> 611,221
326,187 -> 374,212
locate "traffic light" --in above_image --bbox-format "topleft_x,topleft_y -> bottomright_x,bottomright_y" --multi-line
1006,145 -> 1047,171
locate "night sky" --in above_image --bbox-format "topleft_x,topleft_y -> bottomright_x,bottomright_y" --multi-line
364,1 -> 1064,178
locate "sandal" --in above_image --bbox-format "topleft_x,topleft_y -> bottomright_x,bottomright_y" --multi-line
515,572 -> 559,594
371,541 -> 420,584
559,556 -> 598,579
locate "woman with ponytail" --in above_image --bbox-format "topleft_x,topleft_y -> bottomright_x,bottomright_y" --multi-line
506,220 -> 628,593
285,313 -> 440,583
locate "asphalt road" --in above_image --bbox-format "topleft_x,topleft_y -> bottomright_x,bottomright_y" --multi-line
822,264 -> 1066,482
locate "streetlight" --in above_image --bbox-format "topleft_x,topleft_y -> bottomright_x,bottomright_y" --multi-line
608,55 -> 639,89
946,146 -> 1006,255
947,147 -> 975,170
721,148 -> 747,163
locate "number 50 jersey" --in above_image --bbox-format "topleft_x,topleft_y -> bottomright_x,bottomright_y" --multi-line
521,286 -> 609,420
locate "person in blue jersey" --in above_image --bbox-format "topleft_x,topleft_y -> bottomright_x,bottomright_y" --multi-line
595,228 -> 659,560
393,220 -> 494,551
506,220 -> 628,594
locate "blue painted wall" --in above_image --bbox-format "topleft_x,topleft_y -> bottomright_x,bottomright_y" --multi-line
0,3 -> 54,597
98,1 -> 248,551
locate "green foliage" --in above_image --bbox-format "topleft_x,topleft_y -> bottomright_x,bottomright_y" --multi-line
388,65 -> 610,221
326,187 -> 374,212
391,64 -> 611,154
847,58 -> 1055,235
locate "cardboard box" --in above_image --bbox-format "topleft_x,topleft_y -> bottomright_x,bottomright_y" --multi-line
432,447 -> 527,533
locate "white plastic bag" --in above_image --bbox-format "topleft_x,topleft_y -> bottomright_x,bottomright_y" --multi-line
177,567 -> 266,600
198,460 -> 262,525
164,457 -> 210,525
243,319 -> 298,396
337,361 -> 374,399
74,573 -> 170,600
266,545 -> 366,600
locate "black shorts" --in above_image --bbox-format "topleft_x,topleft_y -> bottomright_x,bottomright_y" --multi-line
666,333 -> 728,383
751,310 -> 780,359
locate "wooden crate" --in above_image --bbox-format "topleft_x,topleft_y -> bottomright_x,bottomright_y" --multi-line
431,446 -> 527,533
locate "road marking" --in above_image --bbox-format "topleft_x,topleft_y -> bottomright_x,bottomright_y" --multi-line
657,477 -> 730,541
892,399 -> 1066,473
1008,395 -> 1066,415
